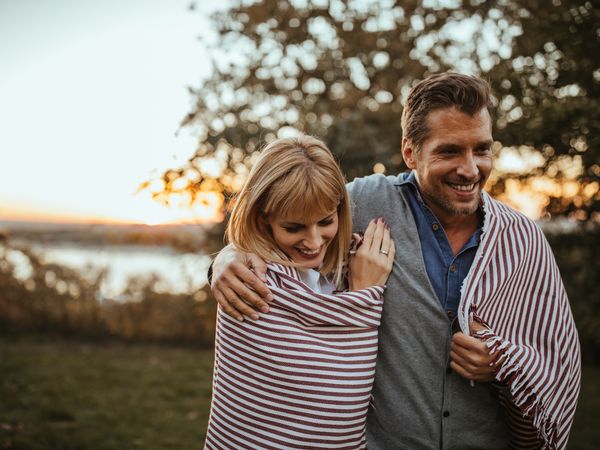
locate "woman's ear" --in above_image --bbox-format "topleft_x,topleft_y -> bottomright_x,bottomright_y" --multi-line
258,214 -> 271,233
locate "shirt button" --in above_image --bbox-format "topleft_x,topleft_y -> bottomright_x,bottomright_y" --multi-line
449,264 -> 457,272
443,411 -> 450,418
447,310 -> 454,318
432,223 -> 440,231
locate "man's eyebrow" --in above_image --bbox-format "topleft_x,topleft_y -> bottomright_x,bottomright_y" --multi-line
433,143 -> 462,152
475,139 -> 494,148
433,140 -> 494,151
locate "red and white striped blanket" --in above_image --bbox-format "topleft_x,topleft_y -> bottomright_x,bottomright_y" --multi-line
458,192 -> 581,449
205,263 -> 384,450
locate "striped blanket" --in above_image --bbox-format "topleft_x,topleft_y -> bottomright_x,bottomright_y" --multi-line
458,192 -> 581,449
205,263 -> 384,450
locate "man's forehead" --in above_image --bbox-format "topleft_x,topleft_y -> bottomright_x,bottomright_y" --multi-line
426,106 -> 491,124
424,107 -> 493,140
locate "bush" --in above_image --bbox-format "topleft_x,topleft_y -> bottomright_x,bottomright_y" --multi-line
0,244 -> 216,347
546,228 -> 600,364
1,228 -> 597,360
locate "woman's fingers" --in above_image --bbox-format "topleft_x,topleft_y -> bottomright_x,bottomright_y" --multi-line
349,218 -> 395,289
380,223 -> 391,254
370,218 -> 385,252
387,239 -> 396,265
359,218 -> 394,260
361,219 -> 377,250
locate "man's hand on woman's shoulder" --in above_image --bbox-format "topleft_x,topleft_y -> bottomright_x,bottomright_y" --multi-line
211,244 -> 272,321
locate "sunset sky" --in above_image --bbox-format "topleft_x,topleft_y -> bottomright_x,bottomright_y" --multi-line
0,0 -> 226,224
0,1 -> 568,225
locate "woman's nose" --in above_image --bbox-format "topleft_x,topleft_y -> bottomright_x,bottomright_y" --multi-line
302,227 -> 323,249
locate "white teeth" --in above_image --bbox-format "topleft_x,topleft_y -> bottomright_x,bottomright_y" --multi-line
449,183 -> 476,191
297,248 -> 319,256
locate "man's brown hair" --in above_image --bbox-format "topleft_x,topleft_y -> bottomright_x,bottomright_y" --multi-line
401,72 -> 493,149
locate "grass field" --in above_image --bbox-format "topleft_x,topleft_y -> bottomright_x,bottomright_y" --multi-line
0,336 -> 214,449
1,335 -> 598,449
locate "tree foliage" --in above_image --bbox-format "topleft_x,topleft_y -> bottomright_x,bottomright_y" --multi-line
151,0 -> 599,221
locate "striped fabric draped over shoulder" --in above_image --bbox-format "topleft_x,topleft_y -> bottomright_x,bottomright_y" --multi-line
458,192 -> 581,450
205,263 -> 385,450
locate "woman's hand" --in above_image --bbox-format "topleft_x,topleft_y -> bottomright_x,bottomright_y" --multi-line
348,218 -> 395,290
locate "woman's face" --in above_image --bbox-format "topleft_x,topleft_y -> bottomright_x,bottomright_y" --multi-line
266,209 -> 339,270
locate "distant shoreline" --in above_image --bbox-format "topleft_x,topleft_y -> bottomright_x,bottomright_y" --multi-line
0,220 -> 213,254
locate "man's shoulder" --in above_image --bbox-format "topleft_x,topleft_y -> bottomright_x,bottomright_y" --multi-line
484,194 -> 544,235
347,172 -> 406,193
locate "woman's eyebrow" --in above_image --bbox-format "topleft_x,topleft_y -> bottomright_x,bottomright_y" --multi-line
281,210 -> 336,226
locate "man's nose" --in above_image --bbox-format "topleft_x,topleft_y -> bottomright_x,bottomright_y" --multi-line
457,151 -> 479,179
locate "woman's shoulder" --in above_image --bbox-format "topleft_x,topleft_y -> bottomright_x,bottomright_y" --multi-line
266,263 -> 331,294
266,262 -> 294,277
265,262 -> 301,288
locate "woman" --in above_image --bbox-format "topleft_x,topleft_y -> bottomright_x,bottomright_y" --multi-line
205,134 -> 395,449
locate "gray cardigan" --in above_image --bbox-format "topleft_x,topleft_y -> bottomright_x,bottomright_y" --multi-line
348,173 -> 509,450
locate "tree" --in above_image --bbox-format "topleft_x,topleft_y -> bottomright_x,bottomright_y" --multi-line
145,0 -> 599,222
485,0 -> 599,220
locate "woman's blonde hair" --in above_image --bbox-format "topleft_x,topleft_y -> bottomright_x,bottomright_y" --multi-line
226,134 -> 351,286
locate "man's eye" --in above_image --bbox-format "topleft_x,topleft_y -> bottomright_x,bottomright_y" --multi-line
437,148 -> 457,156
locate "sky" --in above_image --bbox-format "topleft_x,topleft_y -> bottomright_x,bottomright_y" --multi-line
0,0 -> 227,224
0,0 -> 565,225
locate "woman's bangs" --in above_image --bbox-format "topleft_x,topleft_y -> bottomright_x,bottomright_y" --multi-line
269,172 -> 341,221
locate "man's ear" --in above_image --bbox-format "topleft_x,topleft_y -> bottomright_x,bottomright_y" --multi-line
401,138 -> 417,169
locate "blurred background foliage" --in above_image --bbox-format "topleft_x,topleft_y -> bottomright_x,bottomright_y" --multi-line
146,0 -> 599,223
0,245 -> 216,348
0,231 -> 597,362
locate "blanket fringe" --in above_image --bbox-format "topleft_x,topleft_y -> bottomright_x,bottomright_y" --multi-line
475,330 -> 559,449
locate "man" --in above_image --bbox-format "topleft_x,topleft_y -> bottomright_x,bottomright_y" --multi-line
210,73 -> 581,449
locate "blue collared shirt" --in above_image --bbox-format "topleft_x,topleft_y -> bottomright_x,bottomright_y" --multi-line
396,172 -> 482,318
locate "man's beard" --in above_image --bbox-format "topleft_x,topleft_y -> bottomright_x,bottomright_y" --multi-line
420,182 -> 480,217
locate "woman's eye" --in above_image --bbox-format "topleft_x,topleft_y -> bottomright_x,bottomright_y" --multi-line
319,219 -> 334,226
283,226 -> 301,233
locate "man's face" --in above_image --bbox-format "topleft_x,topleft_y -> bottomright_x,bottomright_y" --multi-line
402,107 -> 493,225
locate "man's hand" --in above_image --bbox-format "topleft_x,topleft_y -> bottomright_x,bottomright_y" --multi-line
450,322 -> 497,382
211,245 -> 272,321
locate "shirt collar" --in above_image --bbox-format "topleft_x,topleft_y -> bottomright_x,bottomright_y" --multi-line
396,170 -> 426,204
396,170 -> 418,188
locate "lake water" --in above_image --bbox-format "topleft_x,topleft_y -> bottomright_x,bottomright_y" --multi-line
2,243 -> 211,300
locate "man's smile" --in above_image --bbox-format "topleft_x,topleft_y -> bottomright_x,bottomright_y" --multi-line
447,182 -> 478,192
